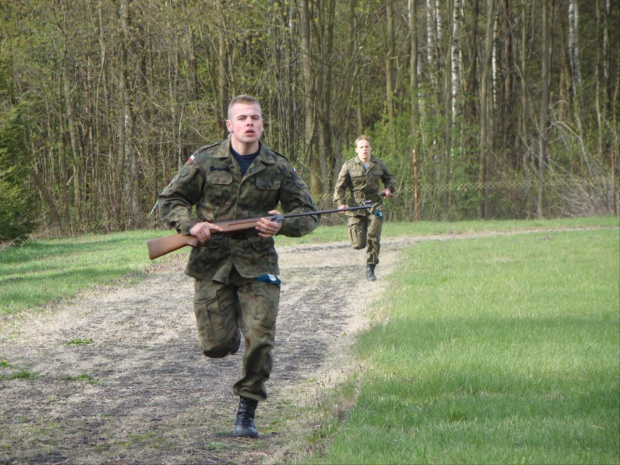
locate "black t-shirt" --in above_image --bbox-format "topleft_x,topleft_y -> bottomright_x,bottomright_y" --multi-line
231,144 -> 260,176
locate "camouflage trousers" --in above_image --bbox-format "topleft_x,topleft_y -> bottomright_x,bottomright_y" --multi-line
193,267 -> 281,402
347,212 -> 384,265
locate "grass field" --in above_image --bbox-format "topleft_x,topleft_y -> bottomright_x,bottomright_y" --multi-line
304,225 -> 620,464
1,217 -> 618,463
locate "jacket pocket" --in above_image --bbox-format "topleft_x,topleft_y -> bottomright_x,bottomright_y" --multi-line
207,171 -> 233,185
256,178 -> 281,190
206,171 -> 234,206
252,177 -> 281,207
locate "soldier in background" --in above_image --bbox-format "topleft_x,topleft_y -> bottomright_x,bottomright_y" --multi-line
158,95 -> 319,438
334,135 -> 396,281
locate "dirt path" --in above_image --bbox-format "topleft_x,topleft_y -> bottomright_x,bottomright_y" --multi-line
0,236 -> 421,465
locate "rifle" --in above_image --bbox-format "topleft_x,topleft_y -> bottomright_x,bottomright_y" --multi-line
147,201 -> 371,260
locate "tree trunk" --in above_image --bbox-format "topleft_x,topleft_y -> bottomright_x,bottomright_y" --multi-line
298,0 -> 320,199
58,3 -> 81,233
451,0 -> 461,123
595,0 -> 603,158
479,0 -> 496,219
409,0 -> 419,138
568,0 -> 581,96
317,0 -> 336,193
385,0 -> 396,149
216,0 -> 228,137
120,0 -> 139,229
464,0 -> 479,123
538,0 -> 551,218
184,2 -> 199,101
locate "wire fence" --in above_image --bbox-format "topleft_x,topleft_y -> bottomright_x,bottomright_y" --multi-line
313,175 -> 619,223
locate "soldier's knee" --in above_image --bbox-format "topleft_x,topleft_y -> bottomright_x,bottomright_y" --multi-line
348,228 -> 367,249
201,332 -> 241,359
202,346 -> 230,358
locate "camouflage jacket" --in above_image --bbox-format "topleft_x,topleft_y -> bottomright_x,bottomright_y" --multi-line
158,139 -> 319,282
333,156 -> 396,216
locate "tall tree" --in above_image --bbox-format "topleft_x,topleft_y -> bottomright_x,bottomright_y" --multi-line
409,0 -> 420,139
119,0 -> 140,228
215,0 -> 228,137
538,0 -> 551,218
479,0 -> 496,218
385,0 -> 396,149
297,0 -> 320,199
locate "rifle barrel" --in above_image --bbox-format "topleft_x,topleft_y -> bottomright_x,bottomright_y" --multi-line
282,203 -> 371,219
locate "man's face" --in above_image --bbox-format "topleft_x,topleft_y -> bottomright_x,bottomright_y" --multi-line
355,140 -> 372,163
226,103 -> 263,145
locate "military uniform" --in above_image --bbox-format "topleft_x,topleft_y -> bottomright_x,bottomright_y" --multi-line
158,139 -> 318,401
333,156 -> 396,266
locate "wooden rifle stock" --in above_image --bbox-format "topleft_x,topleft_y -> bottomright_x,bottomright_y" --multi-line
147,234 -> 200,260
147,202 -> 372,260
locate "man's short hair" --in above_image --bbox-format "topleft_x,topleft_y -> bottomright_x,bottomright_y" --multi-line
354,135 -> 372,147
228,95 -> 261,119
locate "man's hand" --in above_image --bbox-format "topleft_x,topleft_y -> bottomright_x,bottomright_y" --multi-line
256,210 -> 283,237
380,189 -> 392,199
190,221 -> 225,243
337,204 -> 347,214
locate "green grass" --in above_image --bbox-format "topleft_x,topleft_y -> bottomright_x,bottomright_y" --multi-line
60,374 -> 97,383
65,337 -> 94,346
306,228 -> 619,464
0,370 -> 38,381
0,230 -> 167,315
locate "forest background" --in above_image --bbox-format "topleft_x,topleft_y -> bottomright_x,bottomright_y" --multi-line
0,0 -> 618,241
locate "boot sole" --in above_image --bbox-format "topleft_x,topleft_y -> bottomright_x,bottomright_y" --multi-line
234,429 -> 259,438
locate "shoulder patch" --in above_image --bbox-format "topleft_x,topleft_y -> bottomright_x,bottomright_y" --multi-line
198,141 -> 220,153
186,141 -> 222,165
194,142 -> 221,158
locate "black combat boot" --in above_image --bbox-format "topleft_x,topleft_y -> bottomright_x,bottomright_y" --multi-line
366,264 -> 377,281
234,396 -> 259,438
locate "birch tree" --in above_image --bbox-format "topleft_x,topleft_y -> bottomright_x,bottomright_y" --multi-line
451,0 -> 462,123
568,0 -> 581,97
479,0 -> 496,218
